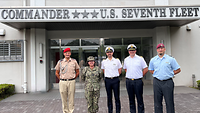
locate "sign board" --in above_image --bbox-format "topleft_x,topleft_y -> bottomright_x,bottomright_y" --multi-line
0,6 -> 200,22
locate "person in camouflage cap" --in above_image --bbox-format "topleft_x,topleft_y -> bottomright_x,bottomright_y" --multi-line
82,56 -> 102,113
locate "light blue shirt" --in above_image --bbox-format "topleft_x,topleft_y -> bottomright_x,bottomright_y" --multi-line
148,54 -> 180,80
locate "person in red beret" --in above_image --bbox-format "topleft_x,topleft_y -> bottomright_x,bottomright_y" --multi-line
149,43 -> 181,113
55,48 -> 80,113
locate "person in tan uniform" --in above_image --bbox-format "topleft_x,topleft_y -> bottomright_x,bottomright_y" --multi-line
55,48 -> 80,113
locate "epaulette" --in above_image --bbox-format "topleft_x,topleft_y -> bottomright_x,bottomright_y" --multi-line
169,55 -> 174,58
140,56 -> 143,58
116,58 -> 119,59
59,59 -> 63,62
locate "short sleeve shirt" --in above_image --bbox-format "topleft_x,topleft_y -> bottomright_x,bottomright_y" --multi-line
101,57 -> 122,77
148,54 -> 180,80
55,58 -> 80,79
123,55 -> 148,79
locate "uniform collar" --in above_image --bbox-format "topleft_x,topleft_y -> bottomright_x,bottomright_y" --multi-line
89,66 -> 98,71
129,54 -> 138,58
63,58 -> 71,62
106,57 -> 115,61
156,54 -> 166,59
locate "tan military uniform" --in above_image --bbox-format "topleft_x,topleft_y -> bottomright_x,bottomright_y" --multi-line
55,58 -> 79,79
55,58 -> 80,113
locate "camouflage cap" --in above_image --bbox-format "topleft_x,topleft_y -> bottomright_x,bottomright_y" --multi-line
87,56 -> 95,61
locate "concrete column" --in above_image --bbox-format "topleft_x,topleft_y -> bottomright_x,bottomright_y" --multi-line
153,26 -> 171,55
35,29 -> 48,92
30,28 -> 36,92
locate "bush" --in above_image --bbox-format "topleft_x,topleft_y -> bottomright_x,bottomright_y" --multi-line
0,84 -> 15,99
197,80 -> 200,90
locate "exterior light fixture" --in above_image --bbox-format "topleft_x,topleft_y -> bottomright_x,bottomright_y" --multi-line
186,24 -> 191,31
0,29 -> 5,36
39,43 -> 43,58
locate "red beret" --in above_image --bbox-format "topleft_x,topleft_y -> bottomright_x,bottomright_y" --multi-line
63,48 -> 71,53
156,43 -> 165,49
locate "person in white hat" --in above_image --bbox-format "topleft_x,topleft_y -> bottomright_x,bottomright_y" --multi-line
101,46 -> 122,113
123,44 -> 148,113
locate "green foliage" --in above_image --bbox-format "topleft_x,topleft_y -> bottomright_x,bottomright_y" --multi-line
0,84 -> 15,99
197,80 -> 200,86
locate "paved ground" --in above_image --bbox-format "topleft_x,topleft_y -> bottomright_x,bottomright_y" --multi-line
0,85 -> 200,113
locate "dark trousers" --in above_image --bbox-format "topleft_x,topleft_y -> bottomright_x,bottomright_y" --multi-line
153,78 -> 175,113
126,78 -> 144,113
105,77 -> 121,113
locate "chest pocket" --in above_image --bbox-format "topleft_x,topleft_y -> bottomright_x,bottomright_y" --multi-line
153,62 -> 160,69
69,63 -> 75,71
70,63 -> 75,67
163,61 -> 172,69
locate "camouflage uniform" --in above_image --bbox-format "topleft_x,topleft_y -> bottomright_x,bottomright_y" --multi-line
82,66 -> 102,113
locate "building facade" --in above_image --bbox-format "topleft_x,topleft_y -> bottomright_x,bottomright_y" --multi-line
0,0 -> 200,93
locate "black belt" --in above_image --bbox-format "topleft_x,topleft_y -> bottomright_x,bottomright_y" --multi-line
105,76 -> 119,79
154,77 -> 172,81
60,78 -> 75,81
126,78 -> 142,81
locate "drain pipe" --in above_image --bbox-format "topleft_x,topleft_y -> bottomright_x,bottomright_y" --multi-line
192,74 -> 195,87
23,0 -> 27,93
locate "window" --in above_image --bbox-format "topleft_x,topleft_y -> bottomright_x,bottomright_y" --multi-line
0,40 -> 24,62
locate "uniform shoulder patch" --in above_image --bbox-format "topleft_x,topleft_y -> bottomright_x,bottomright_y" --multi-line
140,56 -> 143,58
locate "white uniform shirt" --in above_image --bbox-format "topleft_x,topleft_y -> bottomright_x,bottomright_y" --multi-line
101,57 -> 122,77
123,54 -> 148,79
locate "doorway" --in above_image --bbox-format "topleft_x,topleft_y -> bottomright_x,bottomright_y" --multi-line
49,37 -> 153,89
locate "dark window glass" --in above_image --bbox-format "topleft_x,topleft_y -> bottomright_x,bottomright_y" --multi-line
81,39 -> 99,46
105,38 -> 122,45
50,39 -> 59,46
61,39 -> 79,46
123,38 -> 141,45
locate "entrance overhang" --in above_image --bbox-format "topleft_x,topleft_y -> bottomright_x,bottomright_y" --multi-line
0,6 -> 200,30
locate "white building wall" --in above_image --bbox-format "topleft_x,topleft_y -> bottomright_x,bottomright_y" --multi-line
0,0 -> 23,6
169,0 -> 200,6
171,20 -> 200,86
46,0 -> 155,6
0,23 -> 24,93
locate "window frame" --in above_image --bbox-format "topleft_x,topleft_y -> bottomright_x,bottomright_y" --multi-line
0,40 -> 24,62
